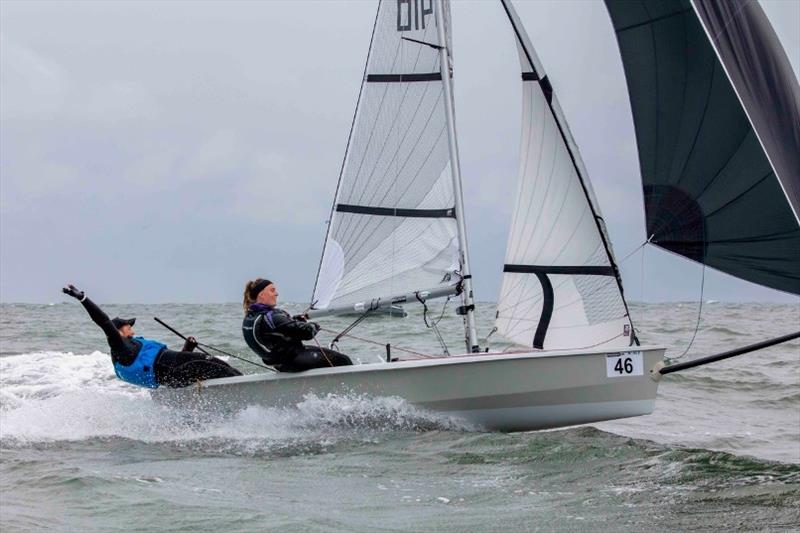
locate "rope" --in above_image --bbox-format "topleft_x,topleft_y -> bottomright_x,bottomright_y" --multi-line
500,331 -> 627,354
311,336 -> 335,367
619,234 -> 655,264
153,316 -> 273,371
196,341 -> 276,372
673,263 -> 706,360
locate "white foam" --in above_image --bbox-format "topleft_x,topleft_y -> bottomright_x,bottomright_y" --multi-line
0,351 -> 472,450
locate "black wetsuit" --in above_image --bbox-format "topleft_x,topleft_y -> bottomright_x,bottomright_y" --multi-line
242,304 -> 352,372
79,297 -> 241,387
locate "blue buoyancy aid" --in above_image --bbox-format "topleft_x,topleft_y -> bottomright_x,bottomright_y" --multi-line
113,337 -> 166,388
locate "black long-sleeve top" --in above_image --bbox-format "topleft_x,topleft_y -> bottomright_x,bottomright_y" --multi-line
79,297 -> 143,366
248,304 -> 320,360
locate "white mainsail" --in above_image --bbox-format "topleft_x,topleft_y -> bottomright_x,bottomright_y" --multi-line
495,1 -> 636,350
311,0 -> 461,311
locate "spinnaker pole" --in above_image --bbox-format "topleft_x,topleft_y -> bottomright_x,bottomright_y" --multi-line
434,0 -> 479,353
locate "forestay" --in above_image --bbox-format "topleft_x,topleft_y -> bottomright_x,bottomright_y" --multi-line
494,0 -> 636,351
606,0 -> 800,295
311,0 -> 461,311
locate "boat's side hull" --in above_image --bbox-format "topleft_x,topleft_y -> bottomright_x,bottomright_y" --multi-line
152,347 -> 665,431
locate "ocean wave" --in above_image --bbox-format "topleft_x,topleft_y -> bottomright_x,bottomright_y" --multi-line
662,371 -> 778,392
751,392 -> 800,408
700,326 -> 748,337
649,447 -> 800,486
429,427 -> 800,486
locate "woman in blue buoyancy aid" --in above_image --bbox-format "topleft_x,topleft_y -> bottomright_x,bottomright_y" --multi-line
241,278 -> 352,372
63,284 -> 241,388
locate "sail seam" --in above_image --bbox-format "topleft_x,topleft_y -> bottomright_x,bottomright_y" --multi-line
510,92 -> 554,263
703,169 -> 772,218
614,7 -> 692,34
671,61 -> 718,190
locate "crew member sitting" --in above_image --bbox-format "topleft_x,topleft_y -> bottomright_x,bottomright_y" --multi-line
241,278 -> 352,372
63,284 -> 242,388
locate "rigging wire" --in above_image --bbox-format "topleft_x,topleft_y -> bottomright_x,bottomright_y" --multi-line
619,234 -> 655,264
318,326 -> 436,359
322,295 -> 454,361
328,308 -> 375,352
640,238 -> 647,327
484,326 -> 498,352
417,293 -> 451,356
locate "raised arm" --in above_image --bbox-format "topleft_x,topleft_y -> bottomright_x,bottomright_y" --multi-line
63,284 -> 127,353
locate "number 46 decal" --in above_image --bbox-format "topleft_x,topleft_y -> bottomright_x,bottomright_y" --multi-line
606,352 -> 644,377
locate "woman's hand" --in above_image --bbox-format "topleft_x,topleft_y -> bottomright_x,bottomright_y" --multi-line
62,284 -> 85,300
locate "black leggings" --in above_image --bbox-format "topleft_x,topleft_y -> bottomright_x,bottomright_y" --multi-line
155,350 -> 242,388
275,346 -> 353,373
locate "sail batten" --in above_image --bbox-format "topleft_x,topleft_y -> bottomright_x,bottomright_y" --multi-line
495,0 -> 636,351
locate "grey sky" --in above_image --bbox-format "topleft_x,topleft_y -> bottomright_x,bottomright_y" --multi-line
1,0 -> 798,304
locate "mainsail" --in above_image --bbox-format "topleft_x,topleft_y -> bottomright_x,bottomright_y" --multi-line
606,0 -> 800,295
311,0 -> 462,311
494,0 -> 636,351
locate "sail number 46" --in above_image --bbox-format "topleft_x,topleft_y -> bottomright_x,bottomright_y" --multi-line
606,352 -> 643,377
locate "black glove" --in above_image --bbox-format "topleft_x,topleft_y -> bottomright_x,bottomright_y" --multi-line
182,336 -> 198,353
293,313 -> 309,322
62,284 -> 85,300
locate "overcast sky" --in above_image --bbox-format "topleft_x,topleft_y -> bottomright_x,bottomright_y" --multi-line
1,0 -> 798,304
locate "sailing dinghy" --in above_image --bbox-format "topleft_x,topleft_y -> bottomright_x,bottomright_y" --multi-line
153,0 -> 799,432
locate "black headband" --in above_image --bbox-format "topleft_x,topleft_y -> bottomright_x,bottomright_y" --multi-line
248,279 -> 272,300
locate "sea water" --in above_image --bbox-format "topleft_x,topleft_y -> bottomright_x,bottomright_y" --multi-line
1,301 -> 798,531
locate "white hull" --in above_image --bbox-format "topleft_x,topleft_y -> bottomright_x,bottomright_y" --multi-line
152,346 -> 665,432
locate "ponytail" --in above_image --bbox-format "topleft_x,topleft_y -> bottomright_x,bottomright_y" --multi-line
243,277 -> 272,313
243,278 -> 263,313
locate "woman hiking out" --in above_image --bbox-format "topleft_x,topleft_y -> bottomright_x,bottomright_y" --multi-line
63,284 -> 242,388
241,278 -> 352,372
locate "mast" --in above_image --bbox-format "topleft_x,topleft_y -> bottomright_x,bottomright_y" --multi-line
434,0 -> 479,353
